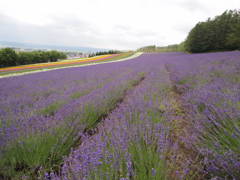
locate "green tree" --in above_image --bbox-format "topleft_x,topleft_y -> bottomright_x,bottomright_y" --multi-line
185,9 -> 240,53
0,48 -> 18,67
47,51 -> 66,62
226,16 -> 240,49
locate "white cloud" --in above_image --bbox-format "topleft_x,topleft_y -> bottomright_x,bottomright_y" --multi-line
0,0 -> 239,50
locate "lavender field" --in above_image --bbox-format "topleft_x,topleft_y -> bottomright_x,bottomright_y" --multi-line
1,51 -> 240,179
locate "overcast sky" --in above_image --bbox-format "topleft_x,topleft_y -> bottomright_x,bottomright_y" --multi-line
0,0 -> 239,50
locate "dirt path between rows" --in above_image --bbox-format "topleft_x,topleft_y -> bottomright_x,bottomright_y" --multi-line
165,66 -> 203,179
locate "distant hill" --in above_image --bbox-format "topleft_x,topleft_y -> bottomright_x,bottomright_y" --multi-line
0,41 -> 109,53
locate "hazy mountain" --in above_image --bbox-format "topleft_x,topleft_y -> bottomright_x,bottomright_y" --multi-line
0,41 -> 109,53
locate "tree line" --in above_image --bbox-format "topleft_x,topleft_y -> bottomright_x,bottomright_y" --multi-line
88,50 -> 121,57
0,48 -> 67,68
185,9 -> 240,53
137,44 -> 185,52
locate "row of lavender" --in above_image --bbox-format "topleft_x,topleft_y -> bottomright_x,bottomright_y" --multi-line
167,51 -> 240,179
